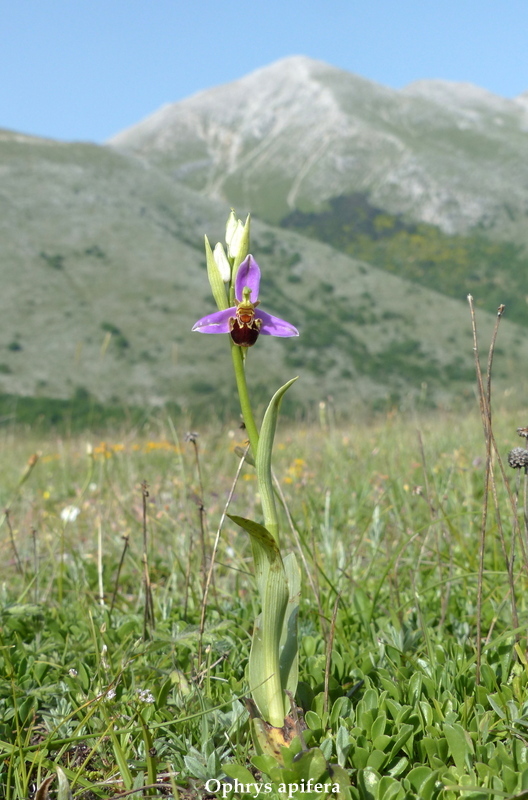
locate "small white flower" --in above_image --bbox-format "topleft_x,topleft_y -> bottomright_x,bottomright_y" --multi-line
61,505 -> 80,523
136,688 -> 155,704
105,688 -> 116,700
68,668 -> 78,677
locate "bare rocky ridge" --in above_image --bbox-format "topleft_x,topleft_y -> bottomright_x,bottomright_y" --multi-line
108,55 -> 528,238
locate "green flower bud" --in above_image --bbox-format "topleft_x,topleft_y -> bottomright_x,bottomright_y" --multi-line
225,209 -> 238,249
213,242 -> 231,283
204,235 -> 229,310
226,211 -> 250,262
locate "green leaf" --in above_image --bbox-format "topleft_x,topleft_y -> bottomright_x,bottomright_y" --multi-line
56,767 -> 73,800
234,445 -> 256,466
305,711 -> 322,731
279,551 -> 300,700
378,776 -> 405,800
228,515 -> 281,558
387,757 -> 408,778
357,767 -> 380,800
228,515 -> 289,725
328,763 -> 352,800
388,724 -> 413,760
370,712 -> 387,741
336,725 -> 351,767
367,750 -> 388,771
223,764 -> 258,784
256,376 -> 298,543
227,514 -> 282,598
184,754 -> 208,781
444,722 -> 472,771
251,753 -> 279,777
406,765 -> 434,792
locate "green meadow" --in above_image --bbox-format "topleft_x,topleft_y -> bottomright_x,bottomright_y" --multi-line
2,397 -> 528,800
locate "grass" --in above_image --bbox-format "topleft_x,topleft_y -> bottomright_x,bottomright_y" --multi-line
1,404 -> 528,799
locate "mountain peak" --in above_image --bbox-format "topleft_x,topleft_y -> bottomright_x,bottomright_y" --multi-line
107,57 -> 528,233
401,78 -> 514,115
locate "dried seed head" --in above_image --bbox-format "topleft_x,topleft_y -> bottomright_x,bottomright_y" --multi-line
508,447 -> 528,469
517,427 -> 528,439
184,431 -> 199,443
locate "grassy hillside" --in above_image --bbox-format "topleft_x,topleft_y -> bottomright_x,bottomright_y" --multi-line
2,129 -> 528,421
281,193 -> 528,326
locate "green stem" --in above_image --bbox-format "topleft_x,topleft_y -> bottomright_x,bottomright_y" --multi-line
231,344 -> 259,456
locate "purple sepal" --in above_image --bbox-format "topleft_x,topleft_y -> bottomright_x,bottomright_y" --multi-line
256,310 -> 299,337
192,307 -> 236,333
235,255 -> 260,302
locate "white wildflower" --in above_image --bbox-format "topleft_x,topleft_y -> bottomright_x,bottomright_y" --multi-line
136,688 -> 155,704
60,505 -> 80,523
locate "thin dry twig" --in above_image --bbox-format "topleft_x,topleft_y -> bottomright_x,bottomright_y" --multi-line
32,527 -> 39,602
110,532 -> 130,615
468,295 -> 493,684
142,480 -> 155,638
468,298 -> 517,681
197,443 -> 250,666
185,432 -> 209,593
97,517 -> 105,607
323,593 -> 341,715
5,508 -> 23,575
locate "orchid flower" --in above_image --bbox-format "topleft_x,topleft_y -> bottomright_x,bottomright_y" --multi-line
192,255 -> 299,347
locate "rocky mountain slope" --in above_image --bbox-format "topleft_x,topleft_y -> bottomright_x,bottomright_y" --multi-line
108,56 -> 528,242
3,56 -> 528,419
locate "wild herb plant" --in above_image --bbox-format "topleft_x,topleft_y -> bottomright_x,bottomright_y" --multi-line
193,213 -> 303,753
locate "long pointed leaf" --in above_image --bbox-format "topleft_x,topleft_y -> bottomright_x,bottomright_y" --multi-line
256,377 -> 298,543
228,514 -> 281,597
56,767 -> 73,800
229,514 -> 289,725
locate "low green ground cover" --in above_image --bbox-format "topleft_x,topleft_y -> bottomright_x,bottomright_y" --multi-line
1,409 -> 527,799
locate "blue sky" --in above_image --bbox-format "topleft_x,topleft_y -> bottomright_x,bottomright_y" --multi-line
3,0 -> 528,143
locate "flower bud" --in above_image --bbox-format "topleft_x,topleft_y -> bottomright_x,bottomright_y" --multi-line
227,220 -> 244,259
204,235 -> 229,310
213,242 -> 231,283
226,211 -> 250,262
225,210 -> 238,248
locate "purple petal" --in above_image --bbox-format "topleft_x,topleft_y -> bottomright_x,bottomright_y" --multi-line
255,309 -> 299,337
235,255 -> 260,303
192,307 -> 236,333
